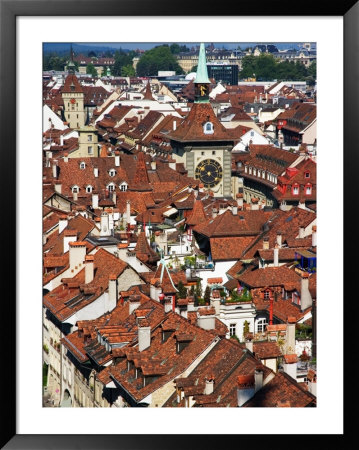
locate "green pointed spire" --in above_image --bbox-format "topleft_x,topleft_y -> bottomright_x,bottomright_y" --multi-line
195,43 -> 210,84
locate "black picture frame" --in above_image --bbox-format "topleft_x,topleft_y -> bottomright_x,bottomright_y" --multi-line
1,0 -> 355,448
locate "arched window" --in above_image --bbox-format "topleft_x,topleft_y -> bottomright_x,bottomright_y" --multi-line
203,121 -> 214,135
86,185 -> 93,193
109,168 -> 116,177
72,186 -> 79,193
79,162 -> 86,169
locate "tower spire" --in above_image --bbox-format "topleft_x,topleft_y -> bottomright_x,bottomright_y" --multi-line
195,43 -> 210,84
67,43 -> 76,74
194,43 -> 210,103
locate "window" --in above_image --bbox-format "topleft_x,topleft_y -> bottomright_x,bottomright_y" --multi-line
86,185 -> 93,193
109,169 -> 116,177
88,135 -> 93,142
264,290 -> 270,299
257,318 -> 268,333
229,323 -> 236,337
250,131 -> 254,137
293,185 -> 299,195
88,146 -> 93,155
306,185 -> 312,195
203,121 -> 214,135
72,186 -> 79,193
305,172 -> 310,178
120,184 -> 127,192
212,151 -> 216,155
107,184 -> 115,192
80,162 -> 85,169
201,151 -> 205,156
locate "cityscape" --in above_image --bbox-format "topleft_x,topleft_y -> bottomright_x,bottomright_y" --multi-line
42,42 -> 317,408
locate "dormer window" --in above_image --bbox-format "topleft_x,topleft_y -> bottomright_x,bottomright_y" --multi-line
203,121 -> 214,135
109,169 -> 116,177
72,186 -> 79,193
80,162 -> 86,169
305,172 -> 310,178
119,182 -> 128,192
107,183 -> 115,192
86,185 -> 93,193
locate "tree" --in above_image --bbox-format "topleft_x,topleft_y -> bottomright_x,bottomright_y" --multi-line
88,51 -> 97,58
86,63 -> 97,77
112,50 -> 134,76
136,45 -> 184,77
195,280 -> 202,299
176,281 -> 187,300
170,43 -> 181,55
204,286 -> 211,304
121,64 -> 135,77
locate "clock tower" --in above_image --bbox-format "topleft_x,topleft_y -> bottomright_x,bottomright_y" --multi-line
167,43 -> 235,198
62,49 -> 86,130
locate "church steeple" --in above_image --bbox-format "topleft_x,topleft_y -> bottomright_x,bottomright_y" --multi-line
67,44 -> 76,74
194,43 -> 210,103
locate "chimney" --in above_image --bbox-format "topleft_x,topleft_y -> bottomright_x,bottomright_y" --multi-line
210,297 -> 220,316
108,274 -> 117,306
63,153 -> 68,162
54,182 -> 62,194
285,316 -> 297,354
282,354 -> 298,380
151,160 -> 157,170
73,191 -> 78,202
236,193 -> 243,210
112,190 -> 117,205
251,197 -> 259,210
60,134 -> 64,146
276,231 -> 282,248
300,273 -> 312,311
173,120 -> 177,131
129,295 -> 141,314
263,237 -> 269,250
69,241 -> 87,270
232,205 -> 238,216
115,152 -> 120,167
197,308 -> 216,330
126,200 -> 131,225
58,215 -> 68,234
52,161 -> 58,178
245,339 -> 253,353
212,208 -> 218,219
312,225 -> 317,247
43,234 -> 47,245
204,376 -> 215,395
93,167 -> 99,177
164,298 -> 172,313
237,374 -> 255,407
85,255 -> 94,284
92,192 -> 99,209
273,245 -> 279,267
254,367 -> 264,393
138,319 -> 151,352
63,230 -> 77,253
298,225 -> 305,239
100,212 -> 110,236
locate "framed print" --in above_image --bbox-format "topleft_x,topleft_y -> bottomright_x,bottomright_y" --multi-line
1,0 -> 356,448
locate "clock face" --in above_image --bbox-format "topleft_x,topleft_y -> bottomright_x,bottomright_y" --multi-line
195,159 -> 223,188
70,98 -> 76,104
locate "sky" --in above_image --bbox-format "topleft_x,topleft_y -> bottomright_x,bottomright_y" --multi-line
43,42 -> 307,53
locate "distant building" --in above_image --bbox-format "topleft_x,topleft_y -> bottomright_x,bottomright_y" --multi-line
207,64 -> 238,86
